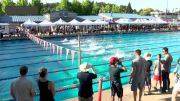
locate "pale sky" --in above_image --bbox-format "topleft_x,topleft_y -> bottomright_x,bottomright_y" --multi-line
8,0 -> 180,12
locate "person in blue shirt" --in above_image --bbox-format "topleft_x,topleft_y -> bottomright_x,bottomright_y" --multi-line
172,58 -> 180,101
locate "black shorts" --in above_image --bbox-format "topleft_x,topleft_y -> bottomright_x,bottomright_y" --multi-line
145,73 -> 151,86
110,82 -> 123,97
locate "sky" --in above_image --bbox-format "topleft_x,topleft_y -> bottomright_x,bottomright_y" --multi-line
11,0 -> 180,12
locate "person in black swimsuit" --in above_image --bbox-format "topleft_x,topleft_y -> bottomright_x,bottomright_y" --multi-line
37,68 -> 55,101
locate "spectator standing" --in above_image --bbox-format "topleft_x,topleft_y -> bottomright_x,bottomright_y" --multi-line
143,52 -> 153,94
109,57 -> 127,101
10,66 -> 36,101
131,49 -> 146,101
37,68 -> 55,101
153,54 -> 163,91
162,47 -> 173,93
77,63 -> 97,101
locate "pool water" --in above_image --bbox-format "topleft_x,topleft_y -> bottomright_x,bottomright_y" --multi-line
0,32 -> 180,101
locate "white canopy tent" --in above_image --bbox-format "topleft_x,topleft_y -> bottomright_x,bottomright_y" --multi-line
38,19 -> 54,26
94,19 -> 108,25
68,19 -> 81,25
81,19 -> 94,25
115,18 -> 133,24
141,19 -> 150,24
23,19 -> 38,26
147,18 -> 167,24
155,18 -> 167,24
147,19 -> 157,24
54,18 -> 68,25
132,19 -> 145,24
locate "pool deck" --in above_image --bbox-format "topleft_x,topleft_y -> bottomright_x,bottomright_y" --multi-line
65,73 -> 180,101
0,30 -> 180,41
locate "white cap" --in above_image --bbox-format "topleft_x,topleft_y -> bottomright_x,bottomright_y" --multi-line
143,52 -> 152,60
79,63 -> 92,72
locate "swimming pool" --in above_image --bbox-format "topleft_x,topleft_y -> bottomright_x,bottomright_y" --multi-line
0,32 -> 180,101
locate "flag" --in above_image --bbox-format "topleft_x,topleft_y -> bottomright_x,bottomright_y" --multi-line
71,50 -> 75,64
66,49 -> 69,60
56,45 -> 59,54
52,44 -> 55,54
59,47 -> 63,57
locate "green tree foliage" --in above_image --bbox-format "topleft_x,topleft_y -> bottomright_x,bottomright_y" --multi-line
112,5 -> 119,13
32,0 -> 43,14
126,2 -> 133,13
57,0 -> 69,11
0,0 -> 160,16
92,2 -> 100,15
139,8 -> 154,16
81,0 -> 93,15
104,5 -> 111,13
1,0 -> 14,15
16,0 -> 28,6
0,3 -> 2,15
133,9 -> 137,13
119,5 -> 127,13
41,3 -> 58,14
71,0 -> 81,15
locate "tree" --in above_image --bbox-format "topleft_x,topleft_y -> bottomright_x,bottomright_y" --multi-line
31,0 -> 43,14
104,5 -> 111,13
71,0 -> 81,15
133,9 -> 137,14
111,5 -> 119,13
16,0 -> 28,6
139,8 -> 154,16
1,0 -> 14,15
41,3 -> 58,14
92,2 -> 100,15
119,5 -> 127,13
126,2 -> 133,13
81,0 -> 92,15
0,3 -> 2,15
57,0 -> 69,11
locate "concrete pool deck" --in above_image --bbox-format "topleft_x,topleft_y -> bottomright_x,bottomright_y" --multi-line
65,73 -> 180,101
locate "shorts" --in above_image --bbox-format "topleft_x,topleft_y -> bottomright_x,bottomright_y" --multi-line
78,96 -> 93,101
173,80 -> 180,93
131,79 -> 145,91
154,75 -> 162,81
145,75 -> 151,86
110,82 -> 123,97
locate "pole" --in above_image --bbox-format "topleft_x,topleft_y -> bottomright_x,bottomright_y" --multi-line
98,77 -> 103,101
78,33 -> 81,66
166,0 -> 168,22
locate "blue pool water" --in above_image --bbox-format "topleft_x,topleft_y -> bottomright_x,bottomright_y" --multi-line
0,32 -> 180,101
